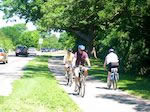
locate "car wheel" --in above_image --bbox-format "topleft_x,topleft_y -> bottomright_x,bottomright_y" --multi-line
3,61 -> 6,64
16,54 -> 18,56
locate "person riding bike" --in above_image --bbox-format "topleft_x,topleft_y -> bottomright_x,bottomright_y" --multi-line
72,45 -> 91,92
104,48 -> 119,88
63,49 -> 74,77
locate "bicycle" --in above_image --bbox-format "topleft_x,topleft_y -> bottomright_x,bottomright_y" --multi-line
75,66 -> 90,97
108,68 -> 119,90
66,65 -> 73,87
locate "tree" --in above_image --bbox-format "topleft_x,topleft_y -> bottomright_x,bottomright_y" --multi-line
0,24 -> 27,45
0,31 -> 13,50
18,31 -> 40,48
1,0 -> 150,75
43,35 -> 62,49
0,0 -> 104,52
59,32 -> 76,49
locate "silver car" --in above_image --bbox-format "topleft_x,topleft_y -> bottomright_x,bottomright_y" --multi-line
27,47 -> 37,56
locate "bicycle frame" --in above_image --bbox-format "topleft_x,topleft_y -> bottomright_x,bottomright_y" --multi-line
108,67 -> 119,90
66,66 -> 73,86
76,66 -> 86,97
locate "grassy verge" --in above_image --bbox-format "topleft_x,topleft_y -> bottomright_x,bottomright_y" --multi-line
89,58 -> 150,100
0,56 -> 80,112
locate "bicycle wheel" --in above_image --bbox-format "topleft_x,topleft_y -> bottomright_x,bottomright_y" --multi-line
108,83 -> 111,89
68,73 -> 73,87
79,76 -> 85,97
113,75 -> 117,90
66,72 -> 69,85
76,84 -> 80,95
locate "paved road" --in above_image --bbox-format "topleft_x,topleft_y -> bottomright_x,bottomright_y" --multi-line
48,53 -> 150,112
0,55 -> 34,96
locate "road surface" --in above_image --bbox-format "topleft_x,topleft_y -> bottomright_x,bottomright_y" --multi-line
48,52 -> 150,112
0,55 -> 34,96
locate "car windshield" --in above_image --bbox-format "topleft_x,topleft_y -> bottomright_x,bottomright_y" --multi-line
17,46 -> 25,50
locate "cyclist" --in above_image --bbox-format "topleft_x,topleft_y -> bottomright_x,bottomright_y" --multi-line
72,45 -> 91,92
63,49 -> 74,77
104,48 -> 119,88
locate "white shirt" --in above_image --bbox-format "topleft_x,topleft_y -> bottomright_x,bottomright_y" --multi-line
105,52 -> 119,65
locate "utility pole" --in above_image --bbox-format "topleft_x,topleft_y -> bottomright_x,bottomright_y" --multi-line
38,38 -> 43,54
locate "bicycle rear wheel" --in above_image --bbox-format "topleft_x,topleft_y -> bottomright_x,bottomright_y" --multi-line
112,79 -> 117,90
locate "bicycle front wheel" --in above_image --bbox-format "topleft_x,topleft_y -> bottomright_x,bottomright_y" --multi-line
79,77 -> 85,97
68,73 -> 73,87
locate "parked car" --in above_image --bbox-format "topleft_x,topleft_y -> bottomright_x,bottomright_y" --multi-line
0,48 -> 8,64
41,48 -> 49,52
50,48 -> 57,52
27,47 -> 37,56
15,46 -> 28,57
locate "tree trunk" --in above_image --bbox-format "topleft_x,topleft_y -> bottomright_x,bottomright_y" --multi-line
73,30 -> 94,56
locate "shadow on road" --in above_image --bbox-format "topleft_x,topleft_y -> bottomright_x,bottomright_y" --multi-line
21,55 -> 54,79
96,86 -> 108,90
96,94 -> 150,112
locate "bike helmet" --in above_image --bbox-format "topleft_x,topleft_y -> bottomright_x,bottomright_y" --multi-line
78,45 -> 85,50
67,48 -> 72,52
109,48 -> 114,53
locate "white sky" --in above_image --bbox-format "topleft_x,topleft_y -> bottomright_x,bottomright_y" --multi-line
0,11 -> 60,37
0,11 -> 36,31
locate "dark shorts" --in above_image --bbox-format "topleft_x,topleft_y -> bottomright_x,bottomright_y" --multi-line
107,62 -> 119,72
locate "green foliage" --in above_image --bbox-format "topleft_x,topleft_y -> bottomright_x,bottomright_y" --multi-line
1,0 -> 150,75
59,32 -> 76,49
0,24 -> 27,45
95,0 -> 150,75
0,31 -> 13,50
42,35 -> 62,49
18,31 -> 40,48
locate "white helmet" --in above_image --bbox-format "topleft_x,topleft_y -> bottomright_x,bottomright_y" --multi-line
109,48 -> 114,53
78,45 -> 85,50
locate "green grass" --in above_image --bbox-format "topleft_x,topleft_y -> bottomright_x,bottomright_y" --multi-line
89,58 -> 150,100
0,56 -> 80,112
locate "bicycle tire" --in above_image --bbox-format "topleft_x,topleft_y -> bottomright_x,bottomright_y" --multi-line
66,71 -> 70,85
79,76 -> 85,97
69,74 -> 73,87
108,83 -> 111,89
113,75 -> 117,90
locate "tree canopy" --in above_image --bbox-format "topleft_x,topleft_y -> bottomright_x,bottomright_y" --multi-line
18,30 -> 41,48
0,24 -> 27,45
1,0 -> 150,75
0,31 -> 13,50
42,34 -> 62,49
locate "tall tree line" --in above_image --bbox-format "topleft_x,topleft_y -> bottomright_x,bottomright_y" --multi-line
1,0 -> 150,75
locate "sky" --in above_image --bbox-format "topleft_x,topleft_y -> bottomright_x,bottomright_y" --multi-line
0,11 -> 60,37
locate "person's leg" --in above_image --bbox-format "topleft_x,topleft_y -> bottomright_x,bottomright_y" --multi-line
83,67 -> 88,77
107,63 -> 111,87
107,71 -> 111,86
65,64 -> 69,76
